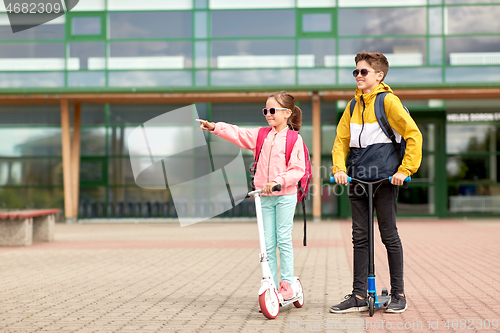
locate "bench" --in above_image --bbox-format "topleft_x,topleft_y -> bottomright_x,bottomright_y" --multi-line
0,209 -> 59,247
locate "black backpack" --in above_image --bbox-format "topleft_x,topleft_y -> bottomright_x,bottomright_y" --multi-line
349,91 -> 409,165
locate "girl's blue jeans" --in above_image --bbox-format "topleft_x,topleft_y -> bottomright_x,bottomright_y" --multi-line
261,193 -> 296,287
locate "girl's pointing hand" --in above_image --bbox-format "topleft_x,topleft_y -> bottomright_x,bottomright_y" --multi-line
196,119 -> 215,131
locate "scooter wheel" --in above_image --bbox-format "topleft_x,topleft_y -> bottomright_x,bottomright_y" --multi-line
293,278 -> 304,308
259,289 -> 280,319
369,297 -> 375,317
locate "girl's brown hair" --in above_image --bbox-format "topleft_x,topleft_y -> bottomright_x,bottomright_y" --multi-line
268,91 -> 303,131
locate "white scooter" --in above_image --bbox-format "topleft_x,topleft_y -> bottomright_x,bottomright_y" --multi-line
247,184 -> 304,319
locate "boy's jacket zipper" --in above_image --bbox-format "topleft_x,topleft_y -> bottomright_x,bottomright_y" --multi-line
358,96 -> 366,148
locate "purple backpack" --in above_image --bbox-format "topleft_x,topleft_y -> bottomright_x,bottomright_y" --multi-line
251,127 -> 312,246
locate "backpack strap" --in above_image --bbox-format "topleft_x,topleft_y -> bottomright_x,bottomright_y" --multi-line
285,130 -> 305,197
349,97 -> 356,117
374,92 -> 403,164
285,129 -> 308,247
302,200 -> 306,246
254,127 -> 273,165
285,129 -> 299,166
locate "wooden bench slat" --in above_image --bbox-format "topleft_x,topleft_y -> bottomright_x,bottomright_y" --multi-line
0,209 -> 59,219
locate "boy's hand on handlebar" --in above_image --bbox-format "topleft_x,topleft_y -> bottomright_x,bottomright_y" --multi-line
195,119 -> 215,131
262,182 -> 279,194
390,172 -> 407,186
334,171 -> 349,185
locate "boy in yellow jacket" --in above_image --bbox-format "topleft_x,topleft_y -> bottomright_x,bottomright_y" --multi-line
331,52 -> 422,313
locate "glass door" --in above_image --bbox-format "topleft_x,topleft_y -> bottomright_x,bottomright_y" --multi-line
397,112 -> 446,217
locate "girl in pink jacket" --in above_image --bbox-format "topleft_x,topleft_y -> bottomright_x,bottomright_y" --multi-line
197,91 -> 306,301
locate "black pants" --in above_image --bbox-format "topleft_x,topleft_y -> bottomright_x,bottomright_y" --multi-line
349,182 -> 404,297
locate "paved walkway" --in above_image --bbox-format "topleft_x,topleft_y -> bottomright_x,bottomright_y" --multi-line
0,218 -> 499,333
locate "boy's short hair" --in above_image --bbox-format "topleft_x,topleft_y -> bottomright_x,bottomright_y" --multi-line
355,52 -> 389,82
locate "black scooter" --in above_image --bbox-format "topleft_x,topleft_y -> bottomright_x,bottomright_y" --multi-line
330,175 -> 410,316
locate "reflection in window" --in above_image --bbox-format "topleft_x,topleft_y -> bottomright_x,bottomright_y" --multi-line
428,6 -> 442,35
338,67 -> 441,84
108,158 -> 136,185
0,188 -> 64,210
80,129 -> 106,156
0,43 -> 65,71
0,14 -> 65,40
338,7 -> 426,36
210,69 -> 295,86
447,156 -> 488,182
104,41 -> 192,70
68,72 -> 106,87
71,17 -> 101,35
384,67 -> 442,84
69,42 -> 105,70
211,103 -> 265,124
195,41 -> 208,68
0,72 -> 64,88
302,13 -> 331,32
398,186 -> 433,215
210,0 -> 294,9
299,39 -> 335,67
0,129 -> 61,156
0,105 -> 61,126
109,104 -> 187,126
298,0 -> 336,7
195,0 -> 208,8
446,66 -> 500,83
109,12 -> 192,39
71,0 -> 105,11
448,185 -> 500,213
338,0 -> 426,6
211,40 -> 295,68
108,71 -> 192,87
0,159 -> 63,186
445,0 -> 500,4
195,70 -> 208,86
446,125 -> 496,154
446,36 -> 500,66
107,0 -> 192,10
194,11 -> 208,38
446,6 -> 500,35
429,37 -> 443,65
80,161 -> 104,182
211,10 -> 295,37
338,38 -> 426,67
298,69 -> 336,85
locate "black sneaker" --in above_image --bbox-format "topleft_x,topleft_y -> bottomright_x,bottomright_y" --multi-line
385,294 -> 407,313
329,294 -> 368,313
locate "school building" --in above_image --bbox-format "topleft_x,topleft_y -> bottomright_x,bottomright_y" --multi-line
1,0 -> 500,221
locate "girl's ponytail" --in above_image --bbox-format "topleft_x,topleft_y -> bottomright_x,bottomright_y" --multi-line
268,91 -> 303,131
289,105 -> 302,131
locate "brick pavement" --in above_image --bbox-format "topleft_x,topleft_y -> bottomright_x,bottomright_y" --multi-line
0,219 -> 499,333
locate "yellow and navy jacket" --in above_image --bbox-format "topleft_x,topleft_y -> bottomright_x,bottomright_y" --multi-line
332,82 -> 423,181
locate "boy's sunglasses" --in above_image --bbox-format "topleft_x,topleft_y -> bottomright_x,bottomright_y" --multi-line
262,107 -> 288,116
352,69 -> 380,77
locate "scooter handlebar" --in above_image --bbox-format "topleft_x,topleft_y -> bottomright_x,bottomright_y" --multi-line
389,176 -> 412,182
272,184 -> 282,192
247,184 -> 282,197
329,176 -> 352,183
329,176 -> 411,184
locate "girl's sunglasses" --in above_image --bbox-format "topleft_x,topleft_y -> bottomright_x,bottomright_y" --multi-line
352,69 -> 379,77
262,107 -> 288,116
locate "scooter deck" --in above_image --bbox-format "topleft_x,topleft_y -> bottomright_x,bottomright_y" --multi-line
280,293 -> 303,306
375,295 -> 391,308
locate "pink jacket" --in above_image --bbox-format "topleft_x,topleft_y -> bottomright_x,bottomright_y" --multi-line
212,122 -> 306,196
